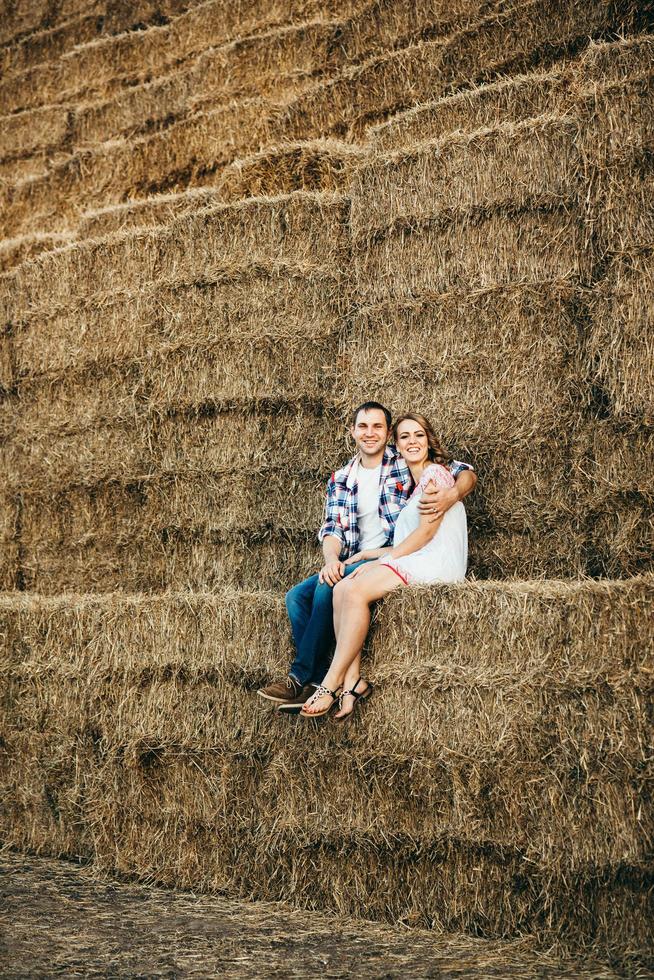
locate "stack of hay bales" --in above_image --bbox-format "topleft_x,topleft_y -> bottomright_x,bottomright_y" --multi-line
0,0 -> 652,971
573,37 -> 654,576
0,192 -> 350,591
1,579 -> 652,963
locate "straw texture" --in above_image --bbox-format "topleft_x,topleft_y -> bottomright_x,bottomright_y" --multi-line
1,580 -> 652,966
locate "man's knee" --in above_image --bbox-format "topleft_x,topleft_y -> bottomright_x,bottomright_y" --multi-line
285,583 -> 300,612
285,575 -> 317,614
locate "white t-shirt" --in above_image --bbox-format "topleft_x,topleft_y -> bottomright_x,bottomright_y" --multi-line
357,463 -> 387,551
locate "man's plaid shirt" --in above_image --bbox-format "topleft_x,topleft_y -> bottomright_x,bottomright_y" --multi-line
318,447 -> 472,560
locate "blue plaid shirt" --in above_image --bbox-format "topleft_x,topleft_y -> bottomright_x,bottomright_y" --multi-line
318,447 -> 472,560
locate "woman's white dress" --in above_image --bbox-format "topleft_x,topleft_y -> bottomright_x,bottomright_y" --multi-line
379,463 -> 468,584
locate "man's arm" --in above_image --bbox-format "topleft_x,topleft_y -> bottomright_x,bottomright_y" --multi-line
418,468 -> 477,523
319,535 -> 345,586
317,472 -> 346,585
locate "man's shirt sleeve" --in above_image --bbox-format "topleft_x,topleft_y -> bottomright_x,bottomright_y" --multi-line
449,459 -> 474,478
318,472 -> 345,545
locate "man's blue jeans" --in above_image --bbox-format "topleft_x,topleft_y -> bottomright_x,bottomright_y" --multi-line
285,560 -> 371,686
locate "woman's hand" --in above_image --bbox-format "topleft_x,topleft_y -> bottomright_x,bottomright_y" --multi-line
348,559 -> 381,579
344,548 -> 385,565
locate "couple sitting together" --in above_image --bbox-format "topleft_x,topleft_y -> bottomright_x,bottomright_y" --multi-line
258,401 -> 477,720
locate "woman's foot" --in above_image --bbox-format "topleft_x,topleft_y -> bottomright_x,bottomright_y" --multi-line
299,683 -> 342,718
333,678 -> 373,721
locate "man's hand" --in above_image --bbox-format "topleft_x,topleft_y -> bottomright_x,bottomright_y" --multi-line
319,560 -> 345,586
417,479 -> 459,523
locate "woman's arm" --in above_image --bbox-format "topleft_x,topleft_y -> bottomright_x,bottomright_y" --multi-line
344,546 -> 392,565
387,486 -> 443,560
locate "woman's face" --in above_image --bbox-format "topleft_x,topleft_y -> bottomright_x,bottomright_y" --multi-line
396,419 -> 429,467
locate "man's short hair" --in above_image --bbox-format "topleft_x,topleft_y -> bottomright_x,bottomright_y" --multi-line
351,401 -> 392,429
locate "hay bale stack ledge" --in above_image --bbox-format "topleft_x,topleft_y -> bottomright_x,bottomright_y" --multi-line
0,1 -> 652,972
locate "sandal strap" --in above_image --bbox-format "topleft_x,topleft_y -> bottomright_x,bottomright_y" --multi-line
341,678 -> 368,701
309,684 -> 339,705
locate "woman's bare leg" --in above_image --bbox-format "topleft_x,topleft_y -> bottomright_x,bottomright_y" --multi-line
333,653 -> 366,719
303,566 -> 401,714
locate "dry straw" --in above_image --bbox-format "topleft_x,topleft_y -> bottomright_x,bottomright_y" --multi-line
572,421 -> 654,578
0,154 -> 52,187
345,280 -> 583,528
0,11 -> 103,75
75,141 -> 363,238
58,0 -> 360,102
15,466 -> 327,594
587,247 -> 654,425
0,0 -> 361,113
369,69 -> 569,150
1,0 -> 635,242
1,579 -> 652,964
354,204 -> 590,304
19,527 -> 320,594
347,282 -> 581,443
0,104 -> 71,163
351,114 -> 582,239
8,401 -> 346,492
275,0 -> 634,143
9,262 -> 346,374
0,0 -> 203,110
0,231 -> 74,275
0,192 -> 350,318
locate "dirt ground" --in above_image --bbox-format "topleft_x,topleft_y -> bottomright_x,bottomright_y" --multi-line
0,851 -> 626,979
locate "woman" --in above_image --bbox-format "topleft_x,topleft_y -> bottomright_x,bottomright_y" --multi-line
301,413 -> 468,719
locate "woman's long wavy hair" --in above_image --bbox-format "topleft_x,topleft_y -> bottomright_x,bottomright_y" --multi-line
392,413 -> 451,466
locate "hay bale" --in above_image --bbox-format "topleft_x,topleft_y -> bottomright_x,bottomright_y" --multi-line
0,104 -> 72,163
572,422 -> 654,577
0,99 -> 281,239
351,115 -> 581,239
212,140 -> 366,203
9,264 -> 345,376
77,188 -> 224,238
0,0 -> 51,47
43,0 -> 360,110
346,282 -> 580,441
1,192 -> 350,318
6,0 -> 489,150
70,17 -> 340,150
8,261 -> 344,361
18,468 -> 325,544
354,205 -> 589,303
572,32 -> 654,85
19,527 -> 320,594
587,247 -> 654,425
12,331 -> 341,439
0,232 -> 74,275
0,13 -> 105,75
8,396 -> 346,489
573,42 -> 654,253
76,142 -> 363,238
2,580 -> 652,965
0,0 -> 204,112
467,528 -> 586,580
370,70 -> 568,149
340,282 -> 588,568
276,0 -> 641,143
15,460 -> 329,593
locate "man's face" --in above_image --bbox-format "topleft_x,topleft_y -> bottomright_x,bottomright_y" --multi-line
350,409 -> 389,459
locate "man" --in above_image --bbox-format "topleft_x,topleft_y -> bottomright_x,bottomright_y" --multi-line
257,401 -> 477,710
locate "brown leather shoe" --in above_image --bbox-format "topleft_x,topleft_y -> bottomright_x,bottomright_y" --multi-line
257,676 -> 313,704
277,682 -> 319,715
